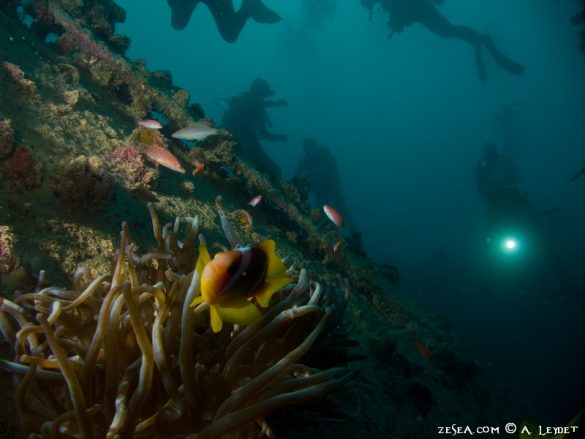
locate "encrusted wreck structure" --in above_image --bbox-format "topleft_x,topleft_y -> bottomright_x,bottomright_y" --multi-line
0,1 -> 509,437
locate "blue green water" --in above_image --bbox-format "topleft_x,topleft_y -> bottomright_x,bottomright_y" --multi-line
117,0 -> 585,426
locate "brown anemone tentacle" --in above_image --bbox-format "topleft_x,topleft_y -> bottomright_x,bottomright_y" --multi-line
102,290 -> 130,422
215,307 -> 329,420
120,283 -> 155,439
79,283 -> 124,387
0,359 -> 63,381
192,379 -> 345,439
215,195 -> 241,249
224,285 -> 297,360
38,316 -> 93,439
222,304 -> 321,383
106,372 -> 130,439
179,269 -> 201,408
61,274 -> 110,311
255,367 -> 350,402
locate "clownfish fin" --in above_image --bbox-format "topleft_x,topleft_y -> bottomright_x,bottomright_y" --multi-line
210,304 -> 223,333
190,295 -> 205,308
257,239 -> 288,279
254,276 -> 291,308
196,242 -> 212,275
216,295 -> 262,327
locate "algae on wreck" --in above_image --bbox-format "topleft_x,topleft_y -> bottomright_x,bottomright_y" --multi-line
0,1 -> 511,437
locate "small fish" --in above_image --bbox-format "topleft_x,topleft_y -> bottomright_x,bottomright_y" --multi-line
192,160 -> 205,175
333,241 -> 342,252
130,187 -> 159,202
138,119 -> 163,130
249,195 -> 262,207
143,144 -> 185,173
323,204 -> 344,228
414,340 -> 432,361
171,120 -> 223,141
190,240 -> 291,332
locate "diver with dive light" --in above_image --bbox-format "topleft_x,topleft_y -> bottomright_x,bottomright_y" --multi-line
475,143 -> 578,297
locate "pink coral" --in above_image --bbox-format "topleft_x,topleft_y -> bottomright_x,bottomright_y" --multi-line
2,62 -> 35,94
48,3 -> 145,92
109,144 -> 158,189
1,146 -> 40,191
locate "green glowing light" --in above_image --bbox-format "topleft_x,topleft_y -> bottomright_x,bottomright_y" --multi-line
501,237 -> 519,253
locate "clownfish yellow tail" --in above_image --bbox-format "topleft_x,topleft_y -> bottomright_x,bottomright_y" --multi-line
254,240 -> 291,308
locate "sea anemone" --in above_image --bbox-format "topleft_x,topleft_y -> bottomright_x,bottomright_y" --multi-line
0,204 -> 352,438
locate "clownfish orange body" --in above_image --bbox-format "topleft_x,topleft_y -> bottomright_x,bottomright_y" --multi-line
190,239 -> 291,332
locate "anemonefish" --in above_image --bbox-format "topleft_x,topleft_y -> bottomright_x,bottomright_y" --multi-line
190,239 -> 291,333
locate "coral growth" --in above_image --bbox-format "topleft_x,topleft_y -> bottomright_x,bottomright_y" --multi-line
42,2 -> 150,113
2,62 -> 36,94
1,146 -> 41,192
231,209 -> 254,233
109,144 -> 158,189
129,126 -> 167,150
0,226 -> 16,276
0,205 -> 352,438
49,155 -> 113,211
0,116 -> 14,159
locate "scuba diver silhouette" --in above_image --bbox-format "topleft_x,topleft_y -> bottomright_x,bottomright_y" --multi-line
222,78 -> 288,179
360,0 -> 525,83
295,138 -> 357,234
572,0 -> 585,52
475,143 -> 578,297
167,0 -> 281,42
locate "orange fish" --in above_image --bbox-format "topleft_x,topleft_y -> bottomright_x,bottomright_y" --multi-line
143,144 -> 185,173
323,205 -> 344,228
192,160 -> 205,175
333,241 -> 342,252
249,195 -> 262,207
190,240 -> 291,333
415,340 -> 432,361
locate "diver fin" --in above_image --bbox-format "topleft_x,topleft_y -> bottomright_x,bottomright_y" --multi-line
569,165 -> 585,182
216,296 -> 262,326
484,36 -> 525,76
255,277 -> 291,308
475,46 -> 487,84
243,0 -> 282,24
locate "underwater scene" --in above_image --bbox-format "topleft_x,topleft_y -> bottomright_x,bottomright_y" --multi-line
0,0 -> 584,437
